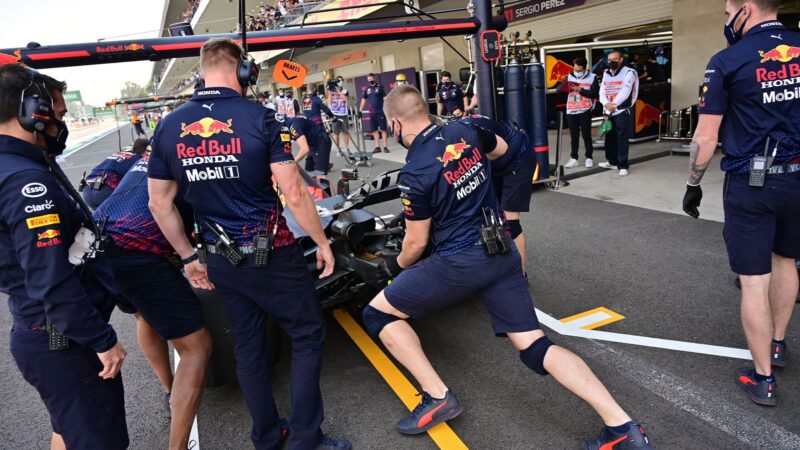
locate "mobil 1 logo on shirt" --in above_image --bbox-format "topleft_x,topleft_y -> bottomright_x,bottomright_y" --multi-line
185,166 -> 240,182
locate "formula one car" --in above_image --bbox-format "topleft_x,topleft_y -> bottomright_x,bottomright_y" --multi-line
195,164 -> 404,386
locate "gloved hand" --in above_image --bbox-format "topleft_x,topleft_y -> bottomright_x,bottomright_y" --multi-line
377,253 -> 403,284
682,184 -> 703,219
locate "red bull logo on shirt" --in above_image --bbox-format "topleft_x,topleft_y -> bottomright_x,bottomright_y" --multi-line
437,139 -> 470,166
759,45 -> 800,63
179,117 -> 234,138
37,229 -> 60,240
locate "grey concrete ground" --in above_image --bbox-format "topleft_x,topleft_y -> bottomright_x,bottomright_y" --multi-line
1,124 -> 798,449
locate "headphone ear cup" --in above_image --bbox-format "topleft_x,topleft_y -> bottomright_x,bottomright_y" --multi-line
18,95 -> 52,132
237,58 -> 260,87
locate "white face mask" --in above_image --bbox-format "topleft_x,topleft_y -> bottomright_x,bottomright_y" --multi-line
574,70 -> 587,77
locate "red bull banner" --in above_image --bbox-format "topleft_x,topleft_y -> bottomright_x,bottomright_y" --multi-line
632,82 -> 670,140
545,55 -> 574,89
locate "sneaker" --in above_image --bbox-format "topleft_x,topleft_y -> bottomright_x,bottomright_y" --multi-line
565,158 -> 579,168
337,149 -> 345,158
163,392 -> 171,417
584,422 -> 653,450
772,340 -> 787,368
396,390 -> 464,435
598,161 -> 618,170
736,367 -> 777,406
585,158 -> 594,168
314,435 -> 351,450
383,146 -> 391,154
373,147 -> 382,154
619,169 -> 629,176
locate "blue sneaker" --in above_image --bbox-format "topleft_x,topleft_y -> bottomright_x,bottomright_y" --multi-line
771,340 -> 787,368
314,435 -> 351,450
736,367 -> 777,406
584,422 -> 653,450
396,390 -> 464,435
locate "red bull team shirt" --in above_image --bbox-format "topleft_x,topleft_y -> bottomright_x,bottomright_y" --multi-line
399,121 -> 499,256
87,151 -> 142,189
700,21 -> 800,174
148,87 -> 296,247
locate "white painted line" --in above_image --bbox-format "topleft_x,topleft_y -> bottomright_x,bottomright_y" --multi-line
561,311 -> 612,329
173,349 -> 201,450
536,308 -> 753,360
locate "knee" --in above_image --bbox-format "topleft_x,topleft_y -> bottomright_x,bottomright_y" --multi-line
519,335 -> 554,376
507,220 -> 523,240
362,305 -> 402,340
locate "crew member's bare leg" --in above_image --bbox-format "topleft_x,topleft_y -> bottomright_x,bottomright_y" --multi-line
370,293 -> 448,398
168,327 -> 212,450
51,433 -> 66,450
507,331 -> 632,426
769,253 -> 799,342
370,292 -> 632,427
135,314 -> 174,394
740,273 -> 774,376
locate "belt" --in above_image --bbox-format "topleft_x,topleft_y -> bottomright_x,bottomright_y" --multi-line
768,163 -> 800,174
207,245 -> 255,255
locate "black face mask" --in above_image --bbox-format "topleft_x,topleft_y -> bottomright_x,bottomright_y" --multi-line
608,61 -> 620,71
40,120 -> 69,155
724,7 -> 748,46
391,120 -> 407,149
369,80 -> 375,85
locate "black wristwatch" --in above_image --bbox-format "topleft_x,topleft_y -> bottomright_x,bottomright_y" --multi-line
181,253 -> 199,266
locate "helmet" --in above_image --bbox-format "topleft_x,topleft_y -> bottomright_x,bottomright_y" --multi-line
395,73 -> 407,81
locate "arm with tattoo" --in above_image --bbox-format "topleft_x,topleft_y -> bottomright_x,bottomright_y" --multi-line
687,141 -> 711,186
686,114 -> 723,186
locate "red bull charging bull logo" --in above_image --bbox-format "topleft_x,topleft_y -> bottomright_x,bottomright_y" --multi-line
759,45 -> 800,63
545,55 -> 574,89
437,139 -> 470,167
634,100 -> 663,134
37,229 -> 60,240
179,117 -> 234,138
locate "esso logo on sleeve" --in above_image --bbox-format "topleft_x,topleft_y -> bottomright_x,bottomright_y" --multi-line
22,182 -> 48,198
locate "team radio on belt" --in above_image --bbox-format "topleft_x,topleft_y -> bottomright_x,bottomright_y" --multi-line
1,2 -> 799,449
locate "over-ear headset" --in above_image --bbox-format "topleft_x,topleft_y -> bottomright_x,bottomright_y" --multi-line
237,54 -> 259,87
18,67 -> 55,133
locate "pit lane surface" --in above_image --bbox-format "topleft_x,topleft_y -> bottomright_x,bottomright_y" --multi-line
1,127 -> 798,449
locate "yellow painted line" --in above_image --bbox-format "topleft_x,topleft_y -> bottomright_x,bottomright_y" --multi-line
559,306 -> 626,330
333,309 -> 469,450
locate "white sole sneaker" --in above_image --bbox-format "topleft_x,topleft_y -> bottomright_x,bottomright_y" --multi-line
598,162 -> 618,170
564,158 -> 579,168
585,158 -> 594,168
619,169 -> 629,176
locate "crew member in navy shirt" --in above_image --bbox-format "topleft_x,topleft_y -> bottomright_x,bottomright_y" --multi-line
147,38 -> 349,450
82,137 -> 148,208
288,114 -> 331,183
361,85 -> 653,449
436,71 -> 467,116
299,89 -> 334,179
359,73 -> 390,153
95,154 -> 211,449
0,64 -> 128,450
682,0 -> 800,406
453,107 -> 536,275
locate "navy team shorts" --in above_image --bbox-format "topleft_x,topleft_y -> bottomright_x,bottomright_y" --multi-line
384,244 -> 539,336
109,252 -> 206,340
723,171 -> 800,275
10,329 -> 129,450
